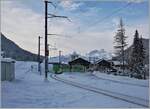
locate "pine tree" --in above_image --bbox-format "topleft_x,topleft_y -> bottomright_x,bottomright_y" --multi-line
130,30 -> 140,69
139,36 -> 146,79
139,36 -> 145,65
130,30 -> 145,79
114,18 -> 128,73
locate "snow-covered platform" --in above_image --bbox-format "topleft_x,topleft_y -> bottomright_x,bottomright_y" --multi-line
1,61 -> 149,108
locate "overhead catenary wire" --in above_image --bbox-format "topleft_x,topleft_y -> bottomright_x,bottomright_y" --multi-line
49,1 -> 132,36
79,2 -> 132,33
50,2 -> 133,38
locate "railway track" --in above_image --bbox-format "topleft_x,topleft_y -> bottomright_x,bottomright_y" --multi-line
50,74 -> 149,107
91,73 -> 148,88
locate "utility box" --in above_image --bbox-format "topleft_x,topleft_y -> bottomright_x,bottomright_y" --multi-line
1,58 -> 15,81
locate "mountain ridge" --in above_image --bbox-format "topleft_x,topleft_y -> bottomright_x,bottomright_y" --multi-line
1,33 -> 44,61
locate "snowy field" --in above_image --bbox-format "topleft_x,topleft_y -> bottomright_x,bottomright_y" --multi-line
1,61 -> 149,108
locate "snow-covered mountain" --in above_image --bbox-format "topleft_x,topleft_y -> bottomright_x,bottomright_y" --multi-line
86,49 -> 113,62
48,49 -> 113,64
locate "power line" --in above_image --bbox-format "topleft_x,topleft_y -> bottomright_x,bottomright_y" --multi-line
79,2 -> 132,33
48,13 -> 72,22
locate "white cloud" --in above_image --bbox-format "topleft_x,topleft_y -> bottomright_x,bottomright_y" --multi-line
59,0 -> 83,11
127,0 -> 146,3
59,0 -> 72,8
77,0 -> 146,3
98,0 -> 146,3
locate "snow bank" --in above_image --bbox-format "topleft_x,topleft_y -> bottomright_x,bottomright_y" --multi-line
93,71 -> 149,86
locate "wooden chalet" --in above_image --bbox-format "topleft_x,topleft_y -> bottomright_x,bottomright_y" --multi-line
68,57 -> 91,72
95,59 -> 112,71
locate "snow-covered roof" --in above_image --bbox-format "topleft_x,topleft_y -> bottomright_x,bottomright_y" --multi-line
69,57 -> 91,63
78,56 -> 89,61
95,59 -> 106,63
1,58 -> 15,62
113,61 -> 127,65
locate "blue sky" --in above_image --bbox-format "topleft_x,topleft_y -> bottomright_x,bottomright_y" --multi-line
18,0 -> 148,20
1,0 -> 149,56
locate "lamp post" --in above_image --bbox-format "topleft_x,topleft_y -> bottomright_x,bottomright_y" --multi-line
38,36 -> 42,75
59,50 -> 62,72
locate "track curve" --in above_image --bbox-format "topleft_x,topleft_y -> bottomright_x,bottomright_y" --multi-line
50,74 -> 149,107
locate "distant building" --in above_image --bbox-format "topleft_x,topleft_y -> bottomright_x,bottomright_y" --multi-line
1,58 -> 15,81
94,59 -> 112,71
69,57 -> 91,72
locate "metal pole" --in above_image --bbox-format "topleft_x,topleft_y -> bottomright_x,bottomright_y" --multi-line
44,0 -> 70,79
38,36 -> 41,75
59,50 -> 61,71
59,50 -> 61,64
45,1 -> 48,79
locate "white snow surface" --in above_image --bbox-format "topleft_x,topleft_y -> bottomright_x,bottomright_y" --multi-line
58,72 -> 149,100
1,61 -> 149,108
93,71 -> 149,87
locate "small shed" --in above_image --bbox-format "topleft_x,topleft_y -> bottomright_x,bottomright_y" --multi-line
112,61 -> 128,69
95,59 -> 112,71
69,58 -> 91,72
1,58 -> 15,81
